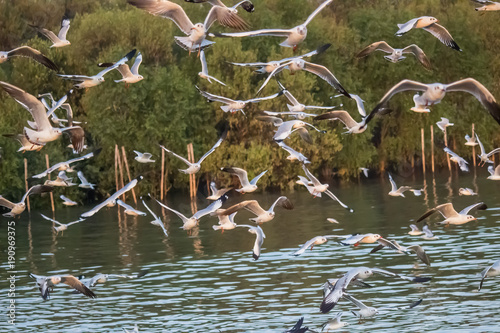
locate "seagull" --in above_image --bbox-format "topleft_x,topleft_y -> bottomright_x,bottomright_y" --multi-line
327,218 -> 339,224
359,168 -> 369,178
277,141 -> 310,164
0,185 -> 53,217
333,93 -> 366,118
436,117 -> 454,131
293,235 -> 338,256
314,110 -> 367,134
142,198 -> 168,236
81,176 -> 143,217
356,41 -> 431,69
0,81 -> 86,152
459,187 -> 477,196
134,150 -> 155,163
421,225 -> 438,240
364,78 -> 500,125
216,196 -> 293,223
343,294 -> 378,318
0,46 -> 58,71
370,237 -> 431,266
320,267 -> 431,313
395,16 -> 461,51
284,316 -> 309,333
198,50 -> 226,85
476,134 -> 500,166
40,214 -> 85,233
117,200 -> 147,216
444,147 -> 469,172
478,259 -> 500,291
152,194 -> 227,230
30,16 -> 71,48
184,0 -> 255,13
388,173 -> 412,197
214,0 -> 333,50
32,150 -> 100,178
212,211 -> 238,232
30,273 -> 96,300
321,312 -> 348,331
488,164 -> 500,180
235,224 -> 265,260
81,270 -> 148,289
221,167 -> 267,193
122,324 -> 139,333
196,86 -> 283,113
44,171 -> 77,187
464,134 -> 478,146
297,165 -> 353,212
261,118 -> 324,143
58,49 -> 137,89
339,233 -> 382,246
3,133 -> 44,152
409,188 -> 424,196
416,202 -> 487,225
98,51 -> 144,84
206,181 -> 232,200
408,224 -> 422,236
161,130 -> 226,174
78,171 -> 95,190
472,0 -> 500,11
60,195 -> 77,206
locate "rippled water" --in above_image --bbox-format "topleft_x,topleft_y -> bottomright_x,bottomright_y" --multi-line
1,169 -> 500,332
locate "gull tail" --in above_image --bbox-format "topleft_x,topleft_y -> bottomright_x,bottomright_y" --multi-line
174,37 -> 215,52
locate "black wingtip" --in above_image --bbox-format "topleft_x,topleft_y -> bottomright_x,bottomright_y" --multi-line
316,43 -> 332,54
125,49 -> 137,61
92,148 -> 103,156
412,276 -> 432,283
252,252 -> 259,260
241,1 -> 255,12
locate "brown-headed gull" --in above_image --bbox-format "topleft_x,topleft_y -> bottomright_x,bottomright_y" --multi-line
388,173 -> 412,197
98,51 -> 144,84
292,235 -> 337,256
44,171 -> 77,187
58,49 -> 136,88
0,185 -> 53,217
365,78 -> 500,125
277,80 -> 337,116
214,0 -> 333,50
79,270 -> 148,289
436,117 -> 454,131
235,224 -> 265,260
211,211 -> 238,232
32,150 -> 100,178
30,273 -> 95,300
277,141 -> 310,164
259,117 -> 324,143
184,0 -> 255,13
77,171 -> 95,190
60,195 -> 77,206
472,0 -> 500,11
142,198 -> 168,236
416,202 -> 487,225
488,164 -> 500,180
459,187 -> 477,196
476,134 -> 500,166
221,167 -> 267,193
444,147 -> 469,172
3,133 -> 44,152
0,81 -> 86,152
478,259 -> 500,291
40,213 -> 85,233
0,46 -> 58,71
30,16 -> 71,48
117,199 -> 147,216
206,181 -> 232,200
339,233 -> 381,246
356,41 -> 431,69
408,224 -> 422,236
464,134 -> 478,146
216,196 -> 293,223
395,16 -> 461,51
321,312 -> 348,330
370,237 -> 431,266
314,110 -> 367,134
344,294 -> 422,319
198,50 -> 226,86
134,150 -> 155,163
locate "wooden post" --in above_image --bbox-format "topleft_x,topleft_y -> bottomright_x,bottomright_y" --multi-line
114,147 -> 119,193
161,148 -> 165,201
421,128 -> 426,174
121,147 -> 137,204
444,127 -> 451,171
472,123 -> 476,167
45,154 -> 55,212
430,125 -> 435,173
187,143 -> 195,200
115,145 -> 125,199
24,158 -> 30,212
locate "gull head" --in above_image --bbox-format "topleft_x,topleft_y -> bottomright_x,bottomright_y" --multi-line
465,215 -> 476,222
0,52 -> 7,61
64,40 -> 71,46
296,25 -> 307,36
191,23 -> 205,34
54,128 -> 63,136
357,268 -> 373,279
137,75 -> 144,81
236,101 -> 246,109
434,83 -> 445,92
98,77 -> 105,82
51,276 -> 62,284
421,16 -> 438,26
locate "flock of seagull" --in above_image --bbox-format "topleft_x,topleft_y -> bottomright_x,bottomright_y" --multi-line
1,0 -> 500,331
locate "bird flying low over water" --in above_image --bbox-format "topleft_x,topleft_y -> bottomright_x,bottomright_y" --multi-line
292,235 -> 338,256
117,200 -> 147,216
216,196 -> 293,224
0,46 -> 58,71
416,202 -> 487,225
221,167 -> 267,193
370,237 -> 431,266
32,149 -> 100,179
356,41 -> 431,70
476,134 -> 500,166
478,259 -> 500,291
488,165 -> 500,180
235,224 -> 265,260
30,16 -> 71,48
444,147 -> 469,172
60,195 -> 77,206
206,181 -> 232,200
30,273 -> 96,300
277,141 -> 310,164
0,185 -> 53,217
387,173 -> 412,197
40,214 -> 85,233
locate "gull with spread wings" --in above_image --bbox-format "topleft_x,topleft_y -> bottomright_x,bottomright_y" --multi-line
30,16 -> 71,48
221,167 -> 267,193
416,202 -> 487,225
0,46 -> 58,71
370,237 -> 431,266
216,196 -> 293,224
30,273 -> 96,300
478,259 -> 500,291
98,51 -> 144,84
476,133 -> 500,166
444,147 -> 469,172
33,149 -> 100,178
356,41 -> 431,69
235,224 -> 265,260
0,185 -> 53,217
198,50 -> 226,85
40,214 -> 85,233
142,198 -> 168,236
117,200 -> 147,216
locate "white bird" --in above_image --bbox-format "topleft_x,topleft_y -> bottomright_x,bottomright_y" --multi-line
408,224 -> 422,236
444,147 -> 469,172
436,117 -> 454,131
356,41 -> 431,69
117,200 -> 147,216
370,237 -> 431,266
459,187 -> 477,196
60,195 -> 77,206
476,134 -> 500,166
343,294 -> 379,318
134,150 -> 155,163
338,233 -> 382,246
221,167 -> 267,193
277,141 -> 310,164
321,312 -> 348,331
98,51 -> 144,84
395,16 -> 461,51
184,0 -> 255,14
81,176 -> 143,217
479,259 -> 500,291
464,134 -> 478,146
206,181 -> 232,200
30,273 -> 96,300
211,211 -> 238,232
44,171 -> 77,187
142,198 -> 168,236
214,0 -> 333,50
388,173 -> 412,197
0,46 -> 58,70
3,133 -> 45,152
416,202 -> 487,225
359,168 -> 369,178
421,225 -> 438,240
217,196 -> 293,224
409,188 -> 424,196
293,236 -> 335,256
327,218 -> 339,224
472,0 -> 500,11
33,150 -> 100,179
196,86 -> 283,113
488,164 -> 500,180
58,49 -> 137,89
0,81 -> 85,152
30,17 -> 71,48
161,130 -> 226,174
0,185 -> 53,217
235,224 -> 265,260
266,118 -> 325,143
297,165 -> 353,212
40,214 -> 85,233
365,78 -> 500,125
198,50 -> 226,86
77,171 -> 95,190
314,110 -> 367,134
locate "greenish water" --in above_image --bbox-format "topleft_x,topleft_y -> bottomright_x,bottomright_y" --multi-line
1,169 -> 500,332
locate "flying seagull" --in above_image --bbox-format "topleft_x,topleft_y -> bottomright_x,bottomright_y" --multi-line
338,233 -> 382,246
32,150 -> 100,178
259,117 -> 324,143
416,202 -> 487,225
464,134 -> 478,146
98,51 -> 144,84
30,273 -> 96,300
30,16 -> 71,48
3,133 -> 44,152
206,181 -> 232,200
60,195 -> 77,206
44,171 -> 77,187
314,110 -> 367,134
436,117 -> 454,131
184,0 -> 255,13
134,150 -> 155,163
77,171 -> 95,190
359,167 -> 369,178
321,312 -> 348,331
476,133 -> 500,166
117,199 -> 147,216
142,198 -> 168,236
211,211 -> 238,232
459,187 -> 477,196
293,235 -> 338,256
216,196 -> 293,223
236,224 -> 265,260
40,214 -> 85,233
277,141 -> 310,164
478,259 -> 500,291
444,147 -> 469,172
0,46 -> 58,71
408,224 -> 422,236
0,185 -> 53,217
370,237 -> 431,266
471,0 -> 500,11
488,164 -> 500,180
422,225 -> 438,240
356,41 -> 431,70
388,173 -> 412,197
221,167 -> 267,193
395,16 -> 461,51
198,50 -> 226,86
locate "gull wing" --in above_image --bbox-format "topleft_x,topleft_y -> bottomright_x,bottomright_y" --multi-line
459,202 -> 487,215
192,195 -> 227,219
302,164 -> 321,186
303,0 -> 333,26
423,23 -> 461,51
417,203 -> 458,222
196,86 -> 235,104
402,44 -> 431,70
245,90 -> 284,103
280,43 -> 332,63
341,234 -> 368,246
476,134 -> 486,155
356,41 -> 395,57
22,185 -> 53,202
325,190 -> 353,212
58,18 -> 70,40
160,145 -> 192,166
395,17 -> 420,35
60,104 -> 74,127
40,213 -> 64,226
32,162 -> 64,178
7,46 -> 58,71
221,200 -> 266,217
0,196 -> 15,209
61,126 -> 85,153
57,74 -> 94,82
203,5 -> 249,31
66,149 -> 100,165
128,0 -> 194,34
222,167 -> 250,187
197,130 -> 227,164
314,110 -> 359,129
153,198 -> 190,223
255,62 -> 289,95
486,148 -> 500,158
268,196 -> 293,212
130,52 -> 143,75
200,50 -> 209,74
117,199 -> 146,215
215,28 -> 292,38
343,293 -> 370,310
407,245 -> 431,266
351,94 -> 367,117
302,61 -> 350,98
141,199 -> 160,221
61,275 -> 97,298
228,61 -> 271,67
33,26 -> 60,43
116,64 -> 134,79
249,169 -> 268,186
